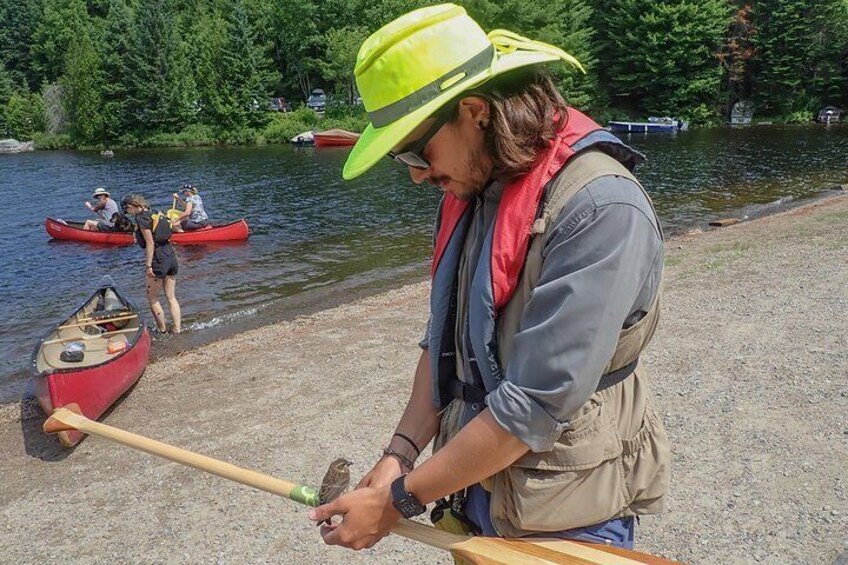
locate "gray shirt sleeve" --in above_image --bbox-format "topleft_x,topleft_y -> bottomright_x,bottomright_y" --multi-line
419,316 -> 431,350
486,175 -> 663,452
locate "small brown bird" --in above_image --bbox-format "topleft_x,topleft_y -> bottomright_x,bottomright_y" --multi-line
317,458 -> 352,526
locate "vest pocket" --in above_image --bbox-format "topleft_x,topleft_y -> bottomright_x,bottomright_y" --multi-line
620,405 -> 670,515
490,399 -> 628,534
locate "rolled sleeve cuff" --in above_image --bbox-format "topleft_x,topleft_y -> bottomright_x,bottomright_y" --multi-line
486,381 -> 570,452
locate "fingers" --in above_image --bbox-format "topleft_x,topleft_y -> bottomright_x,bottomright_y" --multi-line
307,500 -> 342,525
354,472 -> 373,490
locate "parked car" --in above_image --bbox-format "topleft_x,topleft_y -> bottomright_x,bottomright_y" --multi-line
269,97 -> 292,112
306,88 -> 326,113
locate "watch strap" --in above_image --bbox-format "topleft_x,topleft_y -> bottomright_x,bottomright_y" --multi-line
390,474 -> 426,518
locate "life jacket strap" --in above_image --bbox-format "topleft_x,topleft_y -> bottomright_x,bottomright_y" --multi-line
595,357 -> 639,392
448,379 -> 487,404
446,357 -> 640,404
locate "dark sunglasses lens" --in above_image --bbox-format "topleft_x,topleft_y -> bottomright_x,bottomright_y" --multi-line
391,151 -> 429,169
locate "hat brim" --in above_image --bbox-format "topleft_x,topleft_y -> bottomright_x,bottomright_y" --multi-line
343,51 -> 560,180
93,192 -> 110,197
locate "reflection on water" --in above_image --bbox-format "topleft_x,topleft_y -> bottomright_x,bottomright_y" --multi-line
1,125 -> 846,385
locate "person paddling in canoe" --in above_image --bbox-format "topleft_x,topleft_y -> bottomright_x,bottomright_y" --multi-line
83,187 -> 121,231
122,194 -> 182,334
308,3 -> 670,554
170,184 -> 209,232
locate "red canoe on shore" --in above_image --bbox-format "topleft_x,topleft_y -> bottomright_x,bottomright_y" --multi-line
313,128 -> 360,147
45,217 -> 250,245
32,276 -> 151,447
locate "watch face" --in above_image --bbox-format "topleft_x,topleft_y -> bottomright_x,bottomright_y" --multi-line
396,497 -> 425,518
391,475 -> 426,518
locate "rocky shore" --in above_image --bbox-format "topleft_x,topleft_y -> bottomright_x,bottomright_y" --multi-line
1,192 -> 846,565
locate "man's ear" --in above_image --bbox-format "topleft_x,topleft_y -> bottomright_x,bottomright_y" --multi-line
457,96 -> 490,126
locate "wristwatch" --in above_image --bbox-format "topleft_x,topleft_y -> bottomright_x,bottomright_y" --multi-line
390,474 -> 426,518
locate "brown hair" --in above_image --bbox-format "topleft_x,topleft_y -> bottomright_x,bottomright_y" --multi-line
461,69 -> 569,182
123,194 -> 149,210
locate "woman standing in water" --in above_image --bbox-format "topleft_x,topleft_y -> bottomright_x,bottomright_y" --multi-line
123,194 -> 181,334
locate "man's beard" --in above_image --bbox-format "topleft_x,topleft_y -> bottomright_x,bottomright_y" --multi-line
436,145 -> 490,201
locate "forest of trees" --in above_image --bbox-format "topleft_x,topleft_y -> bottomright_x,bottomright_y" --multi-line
1,0 -> 846,148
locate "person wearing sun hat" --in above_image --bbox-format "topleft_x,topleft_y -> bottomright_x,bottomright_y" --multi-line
309,3 -> 670,552
170,183 -> 209,232
83,187 -> 121,231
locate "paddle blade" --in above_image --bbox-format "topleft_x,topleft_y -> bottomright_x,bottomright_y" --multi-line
43,404 -> 86,434
451,536 -> 681,565
394,519 -> 680,565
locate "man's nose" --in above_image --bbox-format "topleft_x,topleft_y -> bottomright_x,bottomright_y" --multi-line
409,166 -> 429,185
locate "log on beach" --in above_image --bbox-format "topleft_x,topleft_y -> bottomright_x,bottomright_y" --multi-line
1,193 -> 847,564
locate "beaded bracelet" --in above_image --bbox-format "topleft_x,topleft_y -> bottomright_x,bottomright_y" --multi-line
382,446 -> 415,471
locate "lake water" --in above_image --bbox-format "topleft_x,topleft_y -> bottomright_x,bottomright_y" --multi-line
1,124 -> 846,396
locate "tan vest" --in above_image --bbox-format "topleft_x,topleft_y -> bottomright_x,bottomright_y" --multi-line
441,150 -> 671,537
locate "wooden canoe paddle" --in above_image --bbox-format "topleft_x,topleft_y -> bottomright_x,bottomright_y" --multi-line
44,405 -> 680,565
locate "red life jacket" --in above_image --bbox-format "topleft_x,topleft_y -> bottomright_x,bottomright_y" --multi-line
431,107 -> 603,311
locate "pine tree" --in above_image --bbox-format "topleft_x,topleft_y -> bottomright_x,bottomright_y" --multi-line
32,0 -> 91,84
218,0 -> 275,130
461,0 -> 599,111
0,1 -> 44,90
592,0 -> 730,119
62,27 -> 104,143
126,0 -> 198,134
101,0 -> 135,143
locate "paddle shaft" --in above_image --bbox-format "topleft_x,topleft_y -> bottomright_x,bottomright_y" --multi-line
43,408 -> 678,565
42,326 -> 138,346
45,408 -> 319,506
57,314 -> 138,330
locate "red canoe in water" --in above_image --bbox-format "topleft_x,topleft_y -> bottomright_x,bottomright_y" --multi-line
45,217 -> 250,245
313,128 -> 360,147
32,276 -> 151,447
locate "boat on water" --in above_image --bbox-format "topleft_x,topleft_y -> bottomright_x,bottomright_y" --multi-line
816,106 -> 842,124
0,138 -> 35,153
730,101 -> 754,126
45,217 -> 250,245
313,128 -> 360,147
290,130 -> 315,147
32,276 -> 151,447
608,116 -> 687,133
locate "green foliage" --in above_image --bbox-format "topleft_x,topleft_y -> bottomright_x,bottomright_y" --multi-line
261,108 -> 367,143
0,2 -> 43,89
0,66 -> 14,106
62,28 -> 104,143
31,0 -> 91,83
32,132 -> 74,149
593,0 -> 731,118
133,124 -> 222,147
462,0 -> 599,111
126,0 -> 198,134
754,0 -> 848,114
2,0 -> 847,147
101,0 -> 135,143
320,26 -> 368,104
3,92 -> 46,139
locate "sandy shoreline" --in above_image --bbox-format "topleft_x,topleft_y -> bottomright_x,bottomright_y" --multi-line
1,192 -> 847,564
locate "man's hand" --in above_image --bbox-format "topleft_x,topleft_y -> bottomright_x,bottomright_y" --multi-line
307,485 -> 400,550
85,201 -> 93,210
355,454 -> 405,490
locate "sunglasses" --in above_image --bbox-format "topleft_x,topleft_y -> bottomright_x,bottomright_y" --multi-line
387,108 -> 453,170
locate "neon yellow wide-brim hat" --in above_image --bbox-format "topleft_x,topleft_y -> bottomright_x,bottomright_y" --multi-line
343,3 -> 585,180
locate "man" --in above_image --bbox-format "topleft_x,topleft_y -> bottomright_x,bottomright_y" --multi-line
83,187 -> 120,231
308,3 -> 670,551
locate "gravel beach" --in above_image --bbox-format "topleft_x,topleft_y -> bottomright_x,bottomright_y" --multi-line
2,192 -> 846,565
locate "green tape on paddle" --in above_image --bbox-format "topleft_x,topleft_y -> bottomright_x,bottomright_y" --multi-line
290,485 -> 320,507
